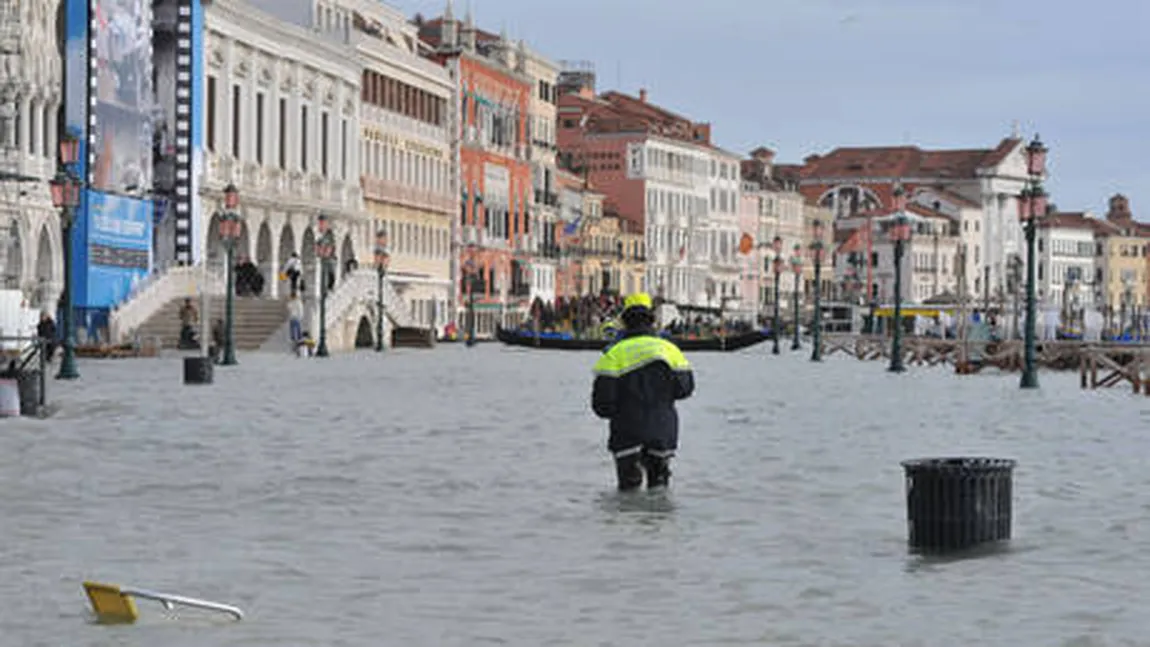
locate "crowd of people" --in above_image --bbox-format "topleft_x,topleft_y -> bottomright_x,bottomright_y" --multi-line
518,293 -> 757,339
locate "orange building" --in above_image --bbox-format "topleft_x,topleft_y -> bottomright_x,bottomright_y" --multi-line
420,9 -> 534,336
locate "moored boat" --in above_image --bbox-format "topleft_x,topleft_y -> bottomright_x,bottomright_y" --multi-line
495,327 -> 771,352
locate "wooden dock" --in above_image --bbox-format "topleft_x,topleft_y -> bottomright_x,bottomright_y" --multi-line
820,334 -> 1149,396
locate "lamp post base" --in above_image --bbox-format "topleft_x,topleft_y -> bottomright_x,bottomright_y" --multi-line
1019,371 -> 1039,389
56,347 -> 79,380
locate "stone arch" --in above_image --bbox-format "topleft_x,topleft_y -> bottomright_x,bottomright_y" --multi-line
4,218 -> 22,290
255,220 -> 273,292
300,225 -> 317,302
205,211 -> 251,265
354,315 -> 374,348
277,221 -> 296,297
206,212 -> 222,264
332,299 -> 386,352
34,222 -> 57,309
234,216 -> 252,264
339,232 -> 355,278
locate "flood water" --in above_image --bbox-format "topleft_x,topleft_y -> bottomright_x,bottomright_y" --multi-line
2,344 -> 1149,646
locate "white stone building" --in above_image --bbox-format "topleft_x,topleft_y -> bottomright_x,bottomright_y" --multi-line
706,148 -> 741,307
833,206 -> 961,306
0,0 -> 64,312
795,135 -> 1040,310
1036,211 -> 1098,312
197,0 -> 406,349
640,137 -> 711,306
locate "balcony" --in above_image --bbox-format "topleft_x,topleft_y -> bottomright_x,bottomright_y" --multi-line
203,153 -> 356,208
362,104 -> 449,147
361,176 -> 454,214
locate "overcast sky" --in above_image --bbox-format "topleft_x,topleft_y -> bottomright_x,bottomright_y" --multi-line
395,0 -> 1149,219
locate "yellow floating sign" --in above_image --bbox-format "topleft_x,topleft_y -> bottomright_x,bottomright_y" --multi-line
83,581 -> 140,624
82,580 -> 244,624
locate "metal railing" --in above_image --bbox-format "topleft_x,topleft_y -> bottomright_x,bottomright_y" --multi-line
1,335 -> 47,412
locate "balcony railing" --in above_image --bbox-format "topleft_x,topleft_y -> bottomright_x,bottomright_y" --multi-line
361,176 -> 454,214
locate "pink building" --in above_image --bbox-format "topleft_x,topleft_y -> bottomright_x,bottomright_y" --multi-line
557,68 -> 719,304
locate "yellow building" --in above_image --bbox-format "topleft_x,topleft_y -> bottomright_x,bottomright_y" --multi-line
1095,223 -> 1148,316
573,205 -> 645,297
361,127 -> 454,332
1094,195 -> 1150,328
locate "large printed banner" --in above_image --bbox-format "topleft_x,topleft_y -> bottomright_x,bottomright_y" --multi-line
85,191 -> 153,308
90,0 -> 154,194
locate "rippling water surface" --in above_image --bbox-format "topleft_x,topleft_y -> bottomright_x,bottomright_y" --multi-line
2,344 -> 1149,646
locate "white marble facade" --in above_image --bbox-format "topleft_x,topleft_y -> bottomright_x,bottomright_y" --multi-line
0,0 -> 64,312
200,0 -> 365,303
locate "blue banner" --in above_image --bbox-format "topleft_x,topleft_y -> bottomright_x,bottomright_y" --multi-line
84,190 -> 153,307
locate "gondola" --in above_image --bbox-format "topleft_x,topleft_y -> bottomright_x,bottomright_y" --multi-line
495,326 -> 772,352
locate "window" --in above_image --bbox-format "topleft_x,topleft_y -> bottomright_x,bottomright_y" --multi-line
278,98 -> 286,169
340,119 -> 347,179
206,76 -> 217,152
321,112 -> 329,176
300,105 -> 308,171
255,92 -> 265,164
231,85 -> 241,158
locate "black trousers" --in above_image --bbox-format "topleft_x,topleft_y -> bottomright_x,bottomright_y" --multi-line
614,446 -> 673,491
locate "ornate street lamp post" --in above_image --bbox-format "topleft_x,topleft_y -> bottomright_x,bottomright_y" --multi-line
464,243 -> 477,348
374,230 -> 390,352
48,131 -> 82,380
1017,135 -> 1048,389
888,183 -> 913,373
809,220 -> 826,361
314,214 -> 336,358
770,235 -> 783,355
789,244 -> 803,350
216,183 -> 241,366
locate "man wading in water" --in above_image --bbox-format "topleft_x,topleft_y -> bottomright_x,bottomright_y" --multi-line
591,292 -> 695,491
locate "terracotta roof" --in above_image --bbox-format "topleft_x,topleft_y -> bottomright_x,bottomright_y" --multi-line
1038,212 -> 1100,231
798,138 -> 1021,180
1092,217 -> 1150,237
559,93 -> 654,136
416,17 -> 501,50
589,91 -> 712,146
773,164 -> 803,183
740,159 -> 786,192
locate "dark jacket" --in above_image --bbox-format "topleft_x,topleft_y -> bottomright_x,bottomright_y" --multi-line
591,328 -> 695,453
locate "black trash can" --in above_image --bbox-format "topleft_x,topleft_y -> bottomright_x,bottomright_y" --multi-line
183,356 -> 213,385
16,369 -> 41,416
901,457 -> 1016,553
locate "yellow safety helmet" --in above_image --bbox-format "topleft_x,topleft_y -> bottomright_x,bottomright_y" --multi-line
623,292 -> 653,312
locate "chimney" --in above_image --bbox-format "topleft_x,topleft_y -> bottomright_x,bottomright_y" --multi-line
638,88 -> 647,102
1108,193 -> 1132,220
750,147 -> 775,164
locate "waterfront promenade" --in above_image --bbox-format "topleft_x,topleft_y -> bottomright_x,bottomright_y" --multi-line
3,347 -> 1148,645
